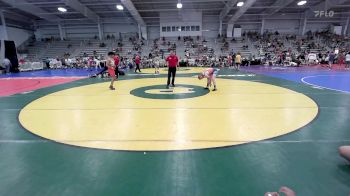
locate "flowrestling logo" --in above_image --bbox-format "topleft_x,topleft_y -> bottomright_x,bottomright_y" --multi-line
314,10 -> 335,18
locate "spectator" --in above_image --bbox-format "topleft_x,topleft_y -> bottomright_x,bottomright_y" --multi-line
2,58 -> 12,73
345,52 -> 350,70
328,51 -> 335,69
235,52 -> 242,70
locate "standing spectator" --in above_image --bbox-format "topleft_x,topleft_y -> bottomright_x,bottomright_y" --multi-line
328,51 -> 335,69
166,51 -> 179,89
153,55 -> 160,74
134,54 -> 141,73
235,52 -> 242,70
3,58 -> 12,73
345,52 -> 350,70
227,54 -> 233,68
248,54 -> 253,66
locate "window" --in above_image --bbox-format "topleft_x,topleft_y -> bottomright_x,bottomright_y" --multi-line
191,26 -> 196,31
186,26 -> 190,31
172,26 -> 176,32
166,26 -> 171,32
162,27 -> 166,32
196,26 -> 200,31
181,26 -> 185,31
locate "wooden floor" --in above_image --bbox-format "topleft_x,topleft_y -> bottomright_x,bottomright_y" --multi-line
0,67 -> 349,195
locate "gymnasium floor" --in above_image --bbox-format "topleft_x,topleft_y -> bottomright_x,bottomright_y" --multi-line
0,66 -> 349,195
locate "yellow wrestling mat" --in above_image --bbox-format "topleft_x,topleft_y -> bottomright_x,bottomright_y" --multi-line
141,67 -> 204,74
19,78 -> 318,151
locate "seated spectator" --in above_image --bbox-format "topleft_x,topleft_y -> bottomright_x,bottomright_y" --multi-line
19,58 -> 25,65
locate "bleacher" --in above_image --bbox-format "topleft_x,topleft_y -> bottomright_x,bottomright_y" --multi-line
15,31 -> 348,71
44,40 -> 80,58
19,41 -> 48,61
18,35 -> 266,63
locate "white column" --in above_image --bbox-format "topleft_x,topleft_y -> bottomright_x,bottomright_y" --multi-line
58,24 -> 64,41
0,10 -> 8,40
97,22 -> 103,41
301,16 -> 307,36
260,18 -> 265,35
227,24 -> 234,38
138,24 -> 142,40
343,17 -> 350,36
141,25 -> 148,40
219,19 -> 223,36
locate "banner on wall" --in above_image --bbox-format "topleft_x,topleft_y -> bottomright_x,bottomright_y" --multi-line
332,26 -> 342,35
233,28 -> 242,38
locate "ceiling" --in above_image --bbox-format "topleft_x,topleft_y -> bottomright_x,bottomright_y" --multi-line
0,0 -> 349,29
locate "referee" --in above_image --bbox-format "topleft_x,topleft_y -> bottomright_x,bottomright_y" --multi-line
166,50 -> 179,89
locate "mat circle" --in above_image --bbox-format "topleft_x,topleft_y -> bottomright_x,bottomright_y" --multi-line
19,77 -> 318,151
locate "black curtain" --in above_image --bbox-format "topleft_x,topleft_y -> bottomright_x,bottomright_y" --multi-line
4,41 -> 19,73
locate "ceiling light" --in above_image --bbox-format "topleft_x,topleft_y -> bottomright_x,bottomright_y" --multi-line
116,4 -> 124,10
58,7 -> 67,13
237,2 -> 244,7
177,3 -> 183,9
297,1 -> 307,6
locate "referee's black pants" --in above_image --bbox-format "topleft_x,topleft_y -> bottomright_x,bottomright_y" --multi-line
135,63 -> 141,72
167,67 -> 176,86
